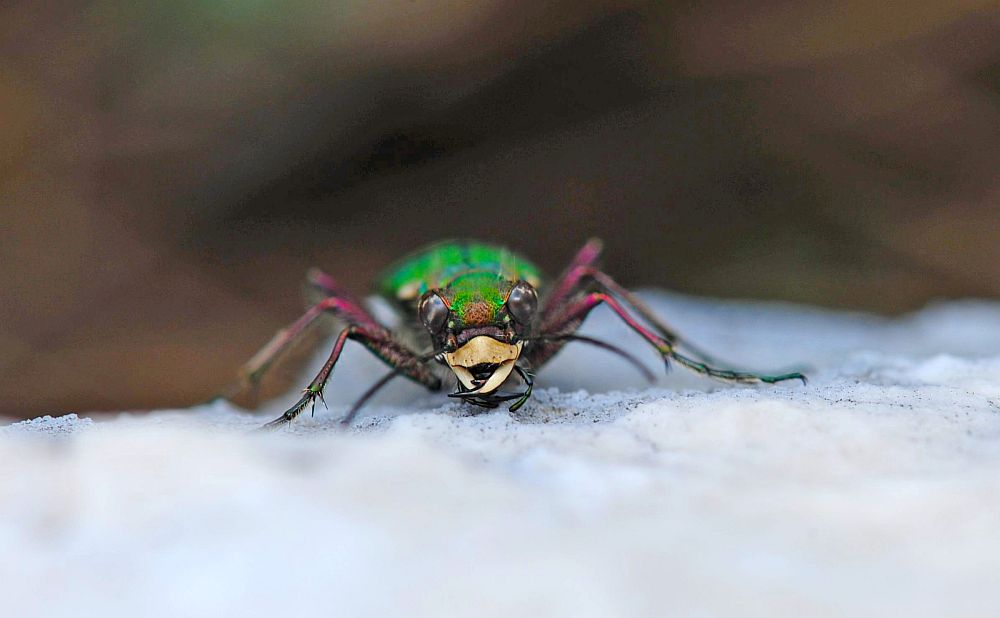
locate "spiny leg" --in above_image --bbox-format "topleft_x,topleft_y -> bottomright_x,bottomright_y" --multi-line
262,325 -> 441,429
305,268 -> 367,307
542,238 -> 604,322
527,292 -> 805,385
543,260 -> 731,364
237,294 -> 382,395
543,240 -> 684,354
545,238 -> 685,361
523,333 -> 655,382
542,266 -> 674,340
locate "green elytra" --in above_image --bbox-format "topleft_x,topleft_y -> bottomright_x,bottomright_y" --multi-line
378,241 -> 543,325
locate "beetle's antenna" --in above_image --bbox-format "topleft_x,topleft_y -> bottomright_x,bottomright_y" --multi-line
527,334 -> 656,383
338,347 -> 446,427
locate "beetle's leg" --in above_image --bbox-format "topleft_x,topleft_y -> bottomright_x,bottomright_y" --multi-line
526,292 -> 805,385
262,325 -> 441,429
237,295 -> 382,392
236,269 -> 380,396
543,263 -> 680,344
542,263 -> 733,363
305,268 -> 369,308
542,238 -> 604,321
543,238 -> 680,345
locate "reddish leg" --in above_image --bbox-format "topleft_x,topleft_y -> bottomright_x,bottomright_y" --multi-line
262,325 -> 441,429
305,268 -> 366,307
543,238 -> 604,322
543,248 -> 729,361
238,295 -> 382,389
543,264 -> 684,345
526,292 -> 805,385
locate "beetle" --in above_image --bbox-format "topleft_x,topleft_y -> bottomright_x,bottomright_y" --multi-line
236,239 -> 805,428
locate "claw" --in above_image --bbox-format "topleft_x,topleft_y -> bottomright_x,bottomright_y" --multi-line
258,389 -> 316,430
761,372 -> 808,385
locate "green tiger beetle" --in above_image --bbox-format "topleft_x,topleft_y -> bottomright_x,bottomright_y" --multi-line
236,239 -> 806,429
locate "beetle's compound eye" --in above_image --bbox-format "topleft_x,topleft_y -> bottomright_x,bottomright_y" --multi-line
419,292 -> 449,333
506,281 -> 538,324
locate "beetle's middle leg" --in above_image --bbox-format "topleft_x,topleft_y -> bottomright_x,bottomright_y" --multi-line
543,250 -> 729,363
525,292 -> 805,384
545,259 -> 690,351
262,325 -> 442,429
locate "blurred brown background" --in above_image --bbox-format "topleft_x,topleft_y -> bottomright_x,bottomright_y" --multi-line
2,1 -> 999,418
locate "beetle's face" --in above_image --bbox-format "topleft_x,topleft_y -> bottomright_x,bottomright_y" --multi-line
418,280 -> 538,395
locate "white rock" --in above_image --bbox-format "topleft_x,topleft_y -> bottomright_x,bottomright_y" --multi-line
3,292 -> 1000,617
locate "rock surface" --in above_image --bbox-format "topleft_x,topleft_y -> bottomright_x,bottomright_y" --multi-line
3,292 -> 1000,617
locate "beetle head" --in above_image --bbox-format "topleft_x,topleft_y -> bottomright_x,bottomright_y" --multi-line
418,277 -> 538,395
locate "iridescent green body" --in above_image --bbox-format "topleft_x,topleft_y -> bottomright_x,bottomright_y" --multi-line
241,238 -> 806,429
378,241 -> 543,326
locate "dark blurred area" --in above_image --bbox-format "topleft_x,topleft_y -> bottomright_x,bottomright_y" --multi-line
2,1 -> 999,418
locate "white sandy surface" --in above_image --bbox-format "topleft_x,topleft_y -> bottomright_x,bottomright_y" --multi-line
3,292 -> 1000,617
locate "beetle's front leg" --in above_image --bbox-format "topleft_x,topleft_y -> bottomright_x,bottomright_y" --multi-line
229,268 -> 394,407
262,325 -> 441,429
527,292 -> 805,385
238,295 -> 381,391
